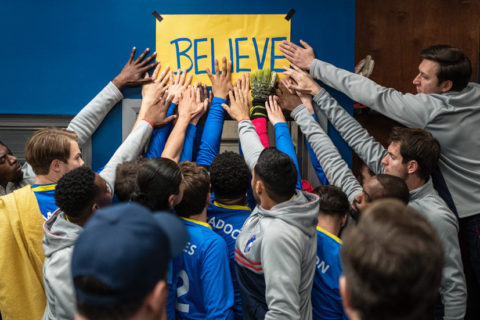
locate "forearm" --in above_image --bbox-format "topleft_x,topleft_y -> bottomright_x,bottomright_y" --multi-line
252,118 -> 270,148
162,117 -> 190,162
310,59 -> 432,128
99,120 -> 153,193
67,82 -> 123,146
196,97 -> 226,166
274,122 -> 302,190
238,120 -> 265,171
292,105 -> 362,203
313,89 -> 386,174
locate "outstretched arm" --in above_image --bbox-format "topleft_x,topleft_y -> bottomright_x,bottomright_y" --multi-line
68,47 -> 158,146
196,57 -> 232,166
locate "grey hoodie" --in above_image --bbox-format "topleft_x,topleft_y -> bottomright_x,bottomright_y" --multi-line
235,120 -> 319,320
310,59 -> 480,219
42,209 -> 83,320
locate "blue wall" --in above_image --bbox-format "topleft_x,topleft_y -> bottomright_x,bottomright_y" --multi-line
0,0 -> 355,171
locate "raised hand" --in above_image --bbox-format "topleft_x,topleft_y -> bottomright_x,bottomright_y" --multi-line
206,57 -> 232,100
276,81 -> 302,113
178,86 -> 208,122
283,64 -> 322,96
221,86 -> 250,122
113,47 -> 159,89
279,40 -> 315,71
281,77 -> 315,114
265,95 -> 286,126
167,69 -> 193,104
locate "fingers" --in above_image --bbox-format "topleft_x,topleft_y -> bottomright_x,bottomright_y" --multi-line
138,51 -> 157,67
206,67 -> 214,83
151,63 -> 162,80
157,66 -> 171,86
164,114 -> 177,124
134,48 -> 150,64
226,59 -> 232,78
179,68 -> 187,85
128,47 -> 136,63
299,39 -> 312,49
221,57 -> 228,77
214,59 -> 220,76
184,73 -> 193,87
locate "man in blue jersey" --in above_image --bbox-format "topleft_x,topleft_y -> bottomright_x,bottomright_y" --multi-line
171,161 -> 234,320
311,186 -> 349,320
207,151 -> 252,320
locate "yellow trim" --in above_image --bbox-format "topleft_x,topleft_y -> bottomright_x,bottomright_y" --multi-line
317,226 -> 342,245
181,217 -> 212,229
31,184 -> 56,192
213,201 -> 250,211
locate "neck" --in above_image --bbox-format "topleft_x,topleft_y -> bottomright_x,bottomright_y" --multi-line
317,215 -> 342,236
186,207 -> 207,223
405,175 -> 426,191
214,195 -> 246,206
35,174 -> 60,185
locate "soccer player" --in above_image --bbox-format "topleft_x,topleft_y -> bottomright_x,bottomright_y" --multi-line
171,161 -> 234,319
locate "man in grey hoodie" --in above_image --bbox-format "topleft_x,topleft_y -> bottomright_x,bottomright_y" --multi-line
42,166 -> 112,320
221,84 -> 319,320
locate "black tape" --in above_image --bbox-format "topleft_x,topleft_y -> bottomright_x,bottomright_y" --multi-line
285,8 -> 295,21
152,11 -> 163,22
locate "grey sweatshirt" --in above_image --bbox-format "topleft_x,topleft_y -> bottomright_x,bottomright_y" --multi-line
310,59 -> 480,219
308,89 -> 467,320
41,210 -> 83,320
236,120 -> 319,320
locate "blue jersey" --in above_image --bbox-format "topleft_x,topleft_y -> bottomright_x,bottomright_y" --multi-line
169,217 -> 234,320
207,200 -> 251,320
32,183 -> 57,219
312,227 -> 348,320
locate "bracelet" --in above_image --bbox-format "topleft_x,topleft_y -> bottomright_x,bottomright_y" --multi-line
238,118 -> 250,123
142,119 -> 154,128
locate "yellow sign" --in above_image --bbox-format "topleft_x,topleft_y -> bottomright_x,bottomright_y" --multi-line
156,14 -> 291,84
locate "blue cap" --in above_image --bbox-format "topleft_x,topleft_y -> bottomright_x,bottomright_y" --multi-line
71,203 -> 188,305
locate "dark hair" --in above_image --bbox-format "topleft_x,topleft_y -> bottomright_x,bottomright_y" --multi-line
132,158 -> 182,211
341,199 -> 443,320
313,185 -> 349,217
175,161 -> 210,218
254,148 -> 297,203
210,151 -> 250,199
55,166 -> 98,218
389,127 -> 441,180
25,128 -> 78,175
420,45 -> 472,92
114,157 -> 147,202
375,174 -> 410,204
74,275 -> 147,320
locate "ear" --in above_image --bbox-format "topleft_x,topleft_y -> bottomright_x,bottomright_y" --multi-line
206,192 -> 211,207
406,160 -> 419,175
91,203 -> 99,213
168,194 -> 176,210
341,214 -> 348,228
50,159 -> 63,174
439,80 -> 453,93
255,179 -> 264,195
144,280 -> 168,315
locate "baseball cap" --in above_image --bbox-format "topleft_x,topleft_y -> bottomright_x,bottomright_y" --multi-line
71,202 -> 188,305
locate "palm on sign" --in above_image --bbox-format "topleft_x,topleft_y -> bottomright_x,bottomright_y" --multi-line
283,64 -> 322,96
113,47 -> 159,89
279,40 -> 315,71
206,57 -> 232,100
168,69 -> 193,104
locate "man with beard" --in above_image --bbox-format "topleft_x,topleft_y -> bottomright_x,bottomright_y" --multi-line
0,141 -> 29,195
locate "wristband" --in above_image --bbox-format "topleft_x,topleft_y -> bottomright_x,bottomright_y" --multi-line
238,118 -> 251,123
142,119 -> 154,128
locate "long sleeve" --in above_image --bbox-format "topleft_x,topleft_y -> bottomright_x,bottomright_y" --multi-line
291,105 -> 362,203
309,59 -> 438,128
99,120 -> 153,193
313,89 -> 387,174
67,82 -> 123,147
179,124 -> 197,162
273,122 -> 302,190
238,120 -> 265,171
308,114 -> 329,186
144,102 -> 177,159
196,97 -> 226,166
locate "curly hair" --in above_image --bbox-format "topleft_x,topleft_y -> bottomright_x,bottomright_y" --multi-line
55,166 -> 98,218
210,151 -> 250,199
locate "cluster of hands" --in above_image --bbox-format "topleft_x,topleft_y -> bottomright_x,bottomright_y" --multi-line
112,39 -> 325,128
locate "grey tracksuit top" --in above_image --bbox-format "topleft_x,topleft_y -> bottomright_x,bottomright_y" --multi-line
235,120 -> 319,320
293,89 -> 466,320
310,58 -> 480,219
0,82 -> 153,196
42,210 -> 82,320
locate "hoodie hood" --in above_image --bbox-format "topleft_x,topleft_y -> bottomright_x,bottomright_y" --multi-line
259,189 -> 319,237
43,209 -> 83,258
